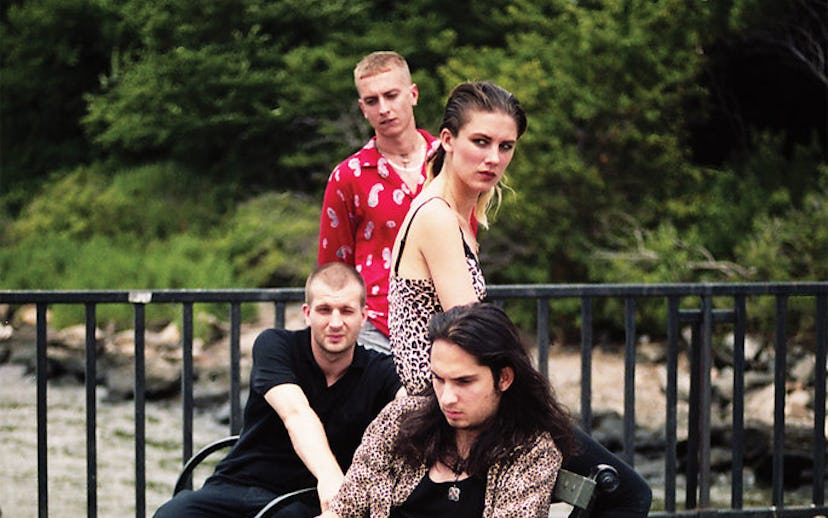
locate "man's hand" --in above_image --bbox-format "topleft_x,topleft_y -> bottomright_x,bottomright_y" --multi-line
316,472 -> 344,512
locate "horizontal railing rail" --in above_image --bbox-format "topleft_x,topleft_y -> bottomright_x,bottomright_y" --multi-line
1,282 -> 825,517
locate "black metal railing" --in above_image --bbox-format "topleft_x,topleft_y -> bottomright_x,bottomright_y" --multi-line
1,282 -> 825,517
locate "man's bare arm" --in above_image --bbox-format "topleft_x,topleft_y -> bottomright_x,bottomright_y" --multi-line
265,383 -> 343,511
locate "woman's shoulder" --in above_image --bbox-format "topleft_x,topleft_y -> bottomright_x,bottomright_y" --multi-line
408,196 -> 455,228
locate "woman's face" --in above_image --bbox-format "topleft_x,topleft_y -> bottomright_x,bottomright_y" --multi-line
441,109 -> 518,193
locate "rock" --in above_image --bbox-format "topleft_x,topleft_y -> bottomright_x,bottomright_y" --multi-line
14,324 -> 108,381
12,304 -> 51,327
744,335 -> 765,363
146,322 -> 181,351
0,323 -> 12,342
744,384 -> 775,427
637,339 -> 666,363
785,388 -> 811,422
789,355 -> 815,386
215,391 -> 250,425
744,370 -> 774,391
104,348 -> 181,401
655,362 -> 691,401
711,366 -> 734,404
102,324 -> 183,400
197,312 -> 229,344
709,446 -> 733,470
717,333 -> 765,368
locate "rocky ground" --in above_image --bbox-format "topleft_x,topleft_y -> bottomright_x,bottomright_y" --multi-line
0,362 -> 227,517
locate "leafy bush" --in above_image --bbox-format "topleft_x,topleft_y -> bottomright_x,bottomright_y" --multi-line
735,165 -> 828,337
1,161 -> 241,329
6,161 -> 227,243
0,232 -> 237,329
217,191 -> 320,288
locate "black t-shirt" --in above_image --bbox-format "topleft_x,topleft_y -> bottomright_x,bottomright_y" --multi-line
210,327 -> 401,494
389,473 -> 486,518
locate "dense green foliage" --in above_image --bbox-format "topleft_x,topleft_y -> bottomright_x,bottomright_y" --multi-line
2,0 -> 825,332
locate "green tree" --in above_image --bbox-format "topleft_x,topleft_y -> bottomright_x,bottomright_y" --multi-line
439,0 -> 710,284
0,0 -> 123,205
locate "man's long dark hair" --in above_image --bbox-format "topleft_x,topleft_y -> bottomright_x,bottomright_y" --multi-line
394,303 -> 575,477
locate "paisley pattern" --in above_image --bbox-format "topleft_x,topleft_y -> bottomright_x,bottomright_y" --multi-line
318,130 -> 438,336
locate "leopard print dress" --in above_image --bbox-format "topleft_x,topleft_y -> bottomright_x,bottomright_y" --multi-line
388,197 -> 487,395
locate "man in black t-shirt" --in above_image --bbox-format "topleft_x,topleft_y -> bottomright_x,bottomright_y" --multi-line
154,263 -> 404,518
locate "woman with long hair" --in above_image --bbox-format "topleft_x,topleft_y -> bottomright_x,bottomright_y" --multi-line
387,81 -> 652,517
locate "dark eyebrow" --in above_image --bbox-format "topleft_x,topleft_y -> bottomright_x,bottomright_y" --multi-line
432,370 -> 478,383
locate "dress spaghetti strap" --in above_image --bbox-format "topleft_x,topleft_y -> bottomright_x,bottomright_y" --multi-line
393,196 -> 450,274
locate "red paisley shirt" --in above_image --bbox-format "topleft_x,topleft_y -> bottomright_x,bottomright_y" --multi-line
318,129 -> 439,336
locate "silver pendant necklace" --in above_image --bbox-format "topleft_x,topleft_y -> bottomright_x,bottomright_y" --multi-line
447,460 -> 464,502
447,483 -> 461,502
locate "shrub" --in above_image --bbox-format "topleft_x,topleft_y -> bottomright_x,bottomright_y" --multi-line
6,161 -> 227,244
0,232 -> 237,329
217,191 -> 319,288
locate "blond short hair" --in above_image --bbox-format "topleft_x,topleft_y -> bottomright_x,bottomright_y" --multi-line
353,51 -> 412,84
305,262 -> 366,307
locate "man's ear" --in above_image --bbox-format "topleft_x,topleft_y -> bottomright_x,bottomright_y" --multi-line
302,303 -> 311,325
410,83 -> 419,106
498,366 -> 514,392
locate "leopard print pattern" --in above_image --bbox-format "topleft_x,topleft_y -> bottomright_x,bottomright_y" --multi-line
389,252 -> 486,395
328,396 -> 562,518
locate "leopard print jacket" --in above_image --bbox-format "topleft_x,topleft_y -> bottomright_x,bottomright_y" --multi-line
328,396 -> 562,518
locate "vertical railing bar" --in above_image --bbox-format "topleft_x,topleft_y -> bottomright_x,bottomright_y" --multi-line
275,300 -> 286,329
686,316 -> 701,509
731,295 -> 746,509
814,294 -> 826,506
181,302 -> 194,484
623,297 -> 636,466
665,296 -> 679,512
536,298 -> 550,378
230,302 -> 242,434
580,297 -> 593,432
772,295 -> 788,507
85,303 -> 98,518
698,295 -> 713,508
133,303 -> 146,518
36,303 -> 48,518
